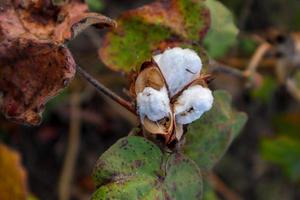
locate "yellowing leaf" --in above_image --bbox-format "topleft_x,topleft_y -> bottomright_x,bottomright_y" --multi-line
0,143 -> 27,200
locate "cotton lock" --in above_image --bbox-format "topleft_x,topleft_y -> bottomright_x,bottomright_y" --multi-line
136,87 -> 171,122
135,47 -> 214,142
153,47 -> 202,97
174,85 -> 213,125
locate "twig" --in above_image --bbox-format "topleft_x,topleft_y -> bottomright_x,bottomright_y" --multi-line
208,172 -> 243,200
209,59 -> 245,79
286,78 -> 300,102
76,65 -> 136,115
58,92 -> 81,200
244,42 -> 271,77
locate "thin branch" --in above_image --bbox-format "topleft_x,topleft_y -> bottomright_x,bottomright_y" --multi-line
286,78 -> 300,102
209,59 -> 245,79
76,65 -> 136,115
58,92 -> 81,200
244,42 -> 271,77
208,172 -> 243,200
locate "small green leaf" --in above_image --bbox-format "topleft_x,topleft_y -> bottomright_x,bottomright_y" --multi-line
92,136 -> 203,200
51,0 -> 67,6
272,112 -> 300,139
251,76 -> 278,103
202,180 -> 218,200
183,90 -> 247,170
261,136 -> 300,181
86,0 -> 103,12
204,0 -> 238,58
293,71 -> 300,89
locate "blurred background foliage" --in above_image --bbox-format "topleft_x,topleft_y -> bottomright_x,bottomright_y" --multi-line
1,0 -> 300,199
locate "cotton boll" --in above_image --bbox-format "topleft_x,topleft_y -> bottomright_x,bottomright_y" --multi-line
137,87 -> 171,122
174,85 -> 213,124
153,47 -> 202,97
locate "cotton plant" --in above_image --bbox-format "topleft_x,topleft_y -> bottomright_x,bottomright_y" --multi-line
133,47 -> 214,143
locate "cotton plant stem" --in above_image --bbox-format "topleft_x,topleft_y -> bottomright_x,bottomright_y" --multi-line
286,78 -> 300,102
58,92 -> 81,200
208,172 -> 243,200
76,65 -> 136,115
209,60 -> 245,79
244,42 -> 271,77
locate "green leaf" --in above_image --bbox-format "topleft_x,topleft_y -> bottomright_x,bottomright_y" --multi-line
92,136 -> 203,200
183,90 -> 247,170
100,18 -> 173,73
51,0 -> 67,6
293,70 -> 300,89
99,0 -> 210,73
251,76 -> 278,103
204,0 -> 238,58
261,136 -> 300,181
272,112 -> 300,139
86,0 -> 103,12
202,180 -> 218,200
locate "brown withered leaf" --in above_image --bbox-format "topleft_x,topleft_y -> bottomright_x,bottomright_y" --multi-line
0,143 -> 28,200
0,36 -> 76,125
0,0 -> 116,125
54,12 -> 117,43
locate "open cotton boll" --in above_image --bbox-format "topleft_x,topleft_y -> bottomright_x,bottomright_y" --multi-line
153,47 -> 202,97
174,85 -> 213,125
137,87 -> 171,122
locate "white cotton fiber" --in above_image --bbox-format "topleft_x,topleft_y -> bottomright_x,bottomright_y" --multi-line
174,85 -> 213,125
153,47 -> 202,97
137,87 -> 171,122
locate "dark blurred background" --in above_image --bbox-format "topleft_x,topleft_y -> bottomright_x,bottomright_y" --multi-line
1,0 -> 300,199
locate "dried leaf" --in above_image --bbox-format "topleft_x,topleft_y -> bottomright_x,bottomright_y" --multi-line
54,12 -> 117,43
0,143 -> 27,200
0,37 -> 76,125
0,0 -> 116,125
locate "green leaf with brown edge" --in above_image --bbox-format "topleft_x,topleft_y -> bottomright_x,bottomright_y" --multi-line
92,136 -> 203,200
204,0 -> 238,58
99,0 -> 210,73
183,90 -> 247,171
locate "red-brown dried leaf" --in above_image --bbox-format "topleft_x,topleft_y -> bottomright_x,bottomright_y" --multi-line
0,2 -> 25,40
0,36 -> 76,125
54,12 -> 117,43
0,0 -> 116,125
